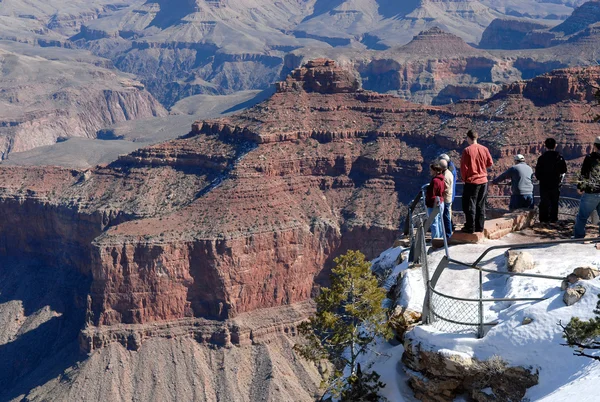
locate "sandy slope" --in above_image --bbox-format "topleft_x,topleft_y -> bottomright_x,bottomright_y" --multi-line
13,337 -> 322,402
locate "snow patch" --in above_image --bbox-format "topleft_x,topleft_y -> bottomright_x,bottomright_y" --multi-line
366,238 -> 600,401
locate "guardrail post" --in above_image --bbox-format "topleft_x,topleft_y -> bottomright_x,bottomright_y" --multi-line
477,268 -> 484,338
421,224 -> 430,324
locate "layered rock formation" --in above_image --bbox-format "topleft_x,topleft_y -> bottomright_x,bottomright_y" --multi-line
498,66 -> 600,103
1,60 -> 600,400
276,59 -> 360,94
19,0 -> 584,108
479,18 -> 552,49
0,43 -> 167,160
4,60 -> 600,326
0,0 -> 597,111
293,0 -> 502,49
403,339 -> 539,401
286,26 -> 599,105
481,0 -> 600,49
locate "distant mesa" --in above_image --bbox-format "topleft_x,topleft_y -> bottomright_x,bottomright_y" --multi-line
498,66 -> 600,104
480,0 -> 600,50
479,18 -> 552,49
275,59 -> 361,94
399,26 -> 481,56
550,0 -> 600,36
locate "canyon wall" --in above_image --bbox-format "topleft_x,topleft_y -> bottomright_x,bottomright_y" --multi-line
1,59 -> 600,400
1,61 -> 599,333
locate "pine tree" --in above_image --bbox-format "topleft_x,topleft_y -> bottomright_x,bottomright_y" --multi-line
560,294 -> 600,360
294,250 -> 392,400
340,364 -> 387,402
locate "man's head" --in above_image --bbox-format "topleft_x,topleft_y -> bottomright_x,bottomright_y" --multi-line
514,154 -> 525,163
595,136 -> 600,150
439,153 -> 450,162
466,130 -> 478,144
439,159 -> 448,170
544,138 -> 556,150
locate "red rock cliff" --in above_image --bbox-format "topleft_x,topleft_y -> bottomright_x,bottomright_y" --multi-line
1,62 -> 600,330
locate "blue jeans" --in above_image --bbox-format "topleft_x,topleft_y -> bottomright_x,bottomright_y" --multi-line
573,193 -> 600,238
509,194 -> 534,211
427,204 -> 445,239
443,202 -> 452,238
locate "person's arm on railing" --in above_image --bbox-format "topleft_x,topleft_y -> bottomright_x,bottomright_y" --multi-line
491,167 -> 511,185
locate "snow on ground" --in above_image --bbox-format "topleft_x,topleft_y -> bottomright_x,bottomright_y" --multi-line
366,233 -> 600,401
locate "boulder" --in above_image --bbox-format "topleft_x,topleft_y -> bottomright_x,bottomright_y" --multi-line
505,250 -> 535,273
522,317 -> 534,325
573,266 -> 600,280
483,217 -> 513,240
562,273 -> 581,290
389,306 -> 422,341
483,210 -> 536,240
564,285 -> 586,306
403,342 -> 538,402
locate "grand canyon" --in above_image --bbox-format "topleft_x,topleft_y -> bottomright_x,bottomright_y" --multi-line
2,1 -> 600,401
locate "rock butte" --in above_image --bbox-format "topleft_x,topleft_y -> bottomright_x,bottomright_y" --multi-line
0,60 -> 599,334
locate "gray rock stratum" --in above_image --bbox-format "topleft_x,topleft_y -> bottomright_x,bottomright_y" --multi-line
0,41 -> 166,160
480,0 -> 600,49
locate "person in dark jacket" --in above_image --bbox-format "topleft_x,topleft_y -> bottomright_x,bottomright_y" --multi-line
573,136 -> 600,238
535,138 -> 567,223
492,154 -> 534,211
426,161 -> 446,239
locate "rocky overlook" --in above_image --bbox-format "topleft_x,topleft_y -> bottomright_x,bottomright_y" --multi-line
1,60 -> 600,400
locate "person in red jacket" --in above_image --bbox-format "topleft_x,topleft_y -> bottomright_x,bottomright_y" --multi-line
426,161 -> 446,239
460,130 -> 493,233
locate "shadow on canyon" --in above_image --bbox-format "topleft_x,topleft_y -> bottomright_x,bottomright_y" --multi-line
0,257 -> 90,401
222,87 -> 276,115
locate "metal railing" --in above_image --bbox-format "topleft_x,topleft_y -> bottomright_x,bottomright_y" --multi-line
404,186 -> 600,338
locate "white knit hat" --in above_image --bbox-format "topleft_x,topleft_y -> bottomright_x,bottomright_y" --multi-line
514,154 -> 525,162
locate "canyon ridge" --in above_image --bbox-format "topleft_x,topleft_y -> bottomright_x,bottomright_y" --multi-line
1,57 -> 599,400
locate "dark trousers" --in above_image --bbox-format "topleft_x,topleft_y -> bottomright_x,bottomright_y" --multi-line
539,183 -> 560,222
462,183 -> 488,233
509,194 -> 534,211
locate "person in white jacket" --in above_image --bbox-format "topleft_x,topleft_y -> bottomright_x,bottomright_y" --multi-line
439,158 -> 454,238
